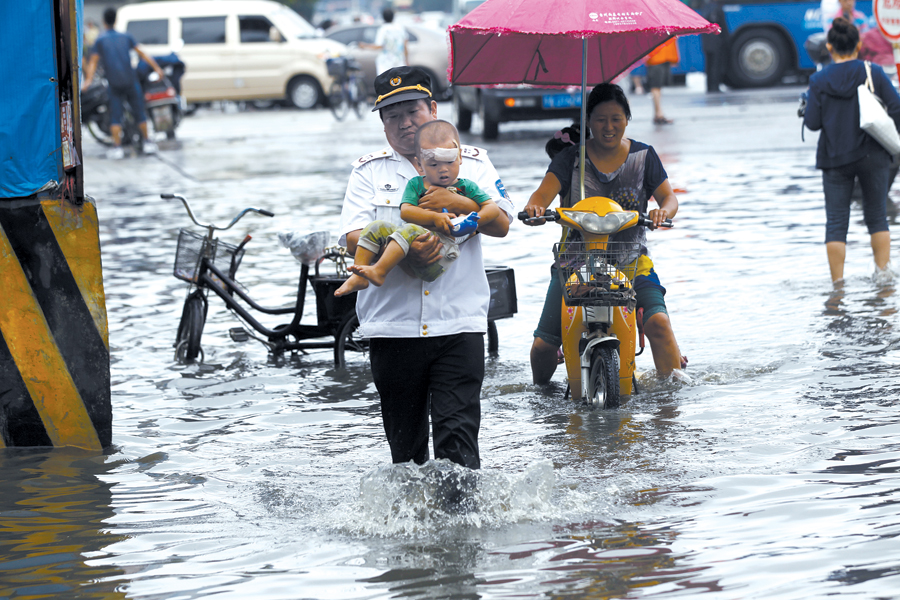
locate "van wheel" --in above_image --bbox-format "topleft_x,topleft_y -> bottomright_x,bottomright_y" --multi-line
288,76 -> 322,109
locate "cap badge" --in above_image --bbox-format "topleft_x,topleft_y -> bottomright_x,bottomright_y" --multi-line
390,77 -> 402,87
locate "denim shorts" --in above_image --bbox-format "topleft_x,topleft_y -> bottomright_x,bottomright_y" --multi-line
533,265 -> 668,347
822,151 -> 891,244
108,81 -> 147,127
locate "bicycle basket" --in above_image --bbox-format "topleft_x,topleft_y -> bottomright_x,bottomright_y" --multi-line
554,241 -> 640,308
326,57 -> 347,77
174,229 -> 244,282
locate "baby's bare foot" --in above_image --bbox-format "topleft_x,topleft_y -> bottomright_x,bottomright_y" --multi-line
349,264 -> 387,287
334,273 -> 369,296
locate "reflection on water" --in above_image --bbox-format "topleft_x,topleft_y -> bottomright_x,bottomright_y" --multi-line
0,450 -> 126,599
2,105 -> 900,599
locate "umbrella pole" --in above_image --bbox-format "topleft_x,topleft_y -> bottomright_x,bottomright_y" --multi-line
579,37 -> 587,203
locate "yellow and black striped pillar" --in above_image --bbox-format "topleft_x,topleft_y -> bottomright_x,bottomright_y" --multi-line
0,198 -> 110,450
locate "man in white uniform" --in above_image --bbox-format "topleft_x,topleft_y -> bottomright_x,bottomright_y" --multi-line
339,67 -> 514,471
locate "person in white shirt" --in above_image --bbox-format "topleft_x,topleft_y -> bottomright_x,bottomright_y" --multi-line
339,67 -> 514,472
365,8 -> 409,75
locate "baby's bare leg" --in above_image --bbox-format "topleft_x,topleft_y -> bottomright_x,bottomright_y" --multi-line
347,239 -> 406,287
334,246 -> 376,296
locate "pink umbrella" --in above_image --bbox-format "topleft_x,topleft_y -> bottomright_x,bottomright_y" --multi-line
449,0 -> 719,86
449,0 -> 718,197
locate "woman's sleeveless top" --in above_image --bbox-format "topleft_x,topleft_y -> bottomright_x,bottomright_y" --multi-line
561,144 -> 655,265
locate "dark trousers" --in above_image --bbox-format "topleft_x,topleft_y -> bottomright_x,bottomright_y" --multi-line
822,151 -> 891,243
369,333 -> 484,469
704,50 -> 726,91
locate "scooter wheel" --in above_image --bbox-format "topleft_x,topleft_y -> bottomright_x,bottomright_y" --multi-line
588,346 -> 620,409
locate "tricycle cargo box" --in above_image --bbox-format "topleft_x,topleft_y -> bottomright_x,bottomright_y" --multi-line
486,266 -> 517,321
312,277 -> 357,326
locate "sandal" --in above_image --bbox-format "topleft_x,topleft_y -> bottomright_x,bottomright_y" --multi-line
653,117 -> 674,125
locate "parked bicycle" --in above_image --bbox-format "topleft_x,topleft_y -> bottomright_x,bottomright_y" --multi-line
326,56 -> 367,121
166,193 -> 367,368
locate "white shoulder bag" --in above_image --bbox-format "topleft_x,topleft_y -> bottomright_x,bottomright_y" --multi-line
858,60 -> 900,155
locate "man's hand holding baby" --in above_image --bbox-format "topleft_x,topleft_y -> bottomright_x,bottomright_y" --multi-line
406,233 -> 442,268
417,186 -> 479,216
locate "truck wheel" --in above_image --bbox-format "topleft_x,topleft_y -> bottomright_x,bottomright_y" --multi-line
728,28 -> 790,88
588,346 -> 620,409
287,76 -> 322,109
454,95 -> 472,132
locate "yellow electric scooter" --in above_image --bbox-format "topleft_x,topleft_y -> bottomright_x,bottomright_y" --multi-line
519,196 -> 671,408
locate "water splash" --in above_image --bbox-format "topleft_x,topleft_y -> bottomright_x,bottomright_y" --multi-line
332,459 -> 557,537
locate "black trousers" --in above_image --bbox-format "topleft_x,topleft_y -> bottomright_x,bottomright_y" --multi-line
704,49 -> 726,91
369,333 -> 484,469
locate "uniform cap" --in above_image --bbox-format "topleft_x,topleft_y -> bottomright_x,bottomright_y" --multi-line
372,66 -> 433,112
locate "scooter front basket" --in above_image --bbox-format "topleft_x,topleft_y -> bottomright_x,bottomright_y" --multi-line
554,242 -> 639,308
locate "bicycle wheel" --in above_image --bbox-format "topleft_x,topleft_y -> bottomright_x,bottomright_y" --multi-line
329,81 -> 349,121
587,345 -> 620,409
86,119 -> 114,146
352,77 -> 367,119
334,313 -> 368,368
175,291 -> 207,363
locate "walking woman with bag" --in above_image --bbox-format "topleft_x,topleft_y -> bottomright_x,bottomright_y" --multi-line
804,17 -> 900,283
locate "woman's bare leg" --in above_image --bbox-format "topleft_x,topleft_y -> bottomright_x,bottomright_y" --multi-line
644,312 -> 682,378
826,241 -> 846,283
871,230 -> 891,271
531,337 -> 560,384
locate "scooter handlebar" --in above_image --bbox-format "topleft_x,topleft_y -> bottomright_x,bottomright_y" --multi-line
517,210 -> 670,229
638,215 -> 673,229
517,210 -> 558,224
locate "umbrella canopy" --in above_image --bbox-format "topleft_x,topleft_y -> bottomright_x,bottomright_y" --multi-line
449,0 -> 719,87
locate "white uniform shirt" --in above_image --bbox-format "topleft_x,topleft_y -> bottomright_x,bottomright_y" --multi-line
339,145 -> 514,339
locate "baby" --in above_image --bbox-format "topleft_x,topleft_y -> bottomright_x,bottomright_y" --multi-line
335,120 -> 501,296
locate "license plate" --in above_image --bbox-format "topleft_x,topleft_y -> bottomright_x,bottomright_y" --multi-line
542,93 -> 581,109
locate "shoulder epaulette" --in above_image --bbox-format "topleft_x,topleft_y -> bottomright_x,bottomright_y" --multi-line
461,145 -> 488,161
352,148 -> 392,168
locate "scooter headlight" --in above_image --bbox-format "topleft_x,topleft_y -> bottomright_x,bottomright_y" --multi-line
567,211 -> 634,234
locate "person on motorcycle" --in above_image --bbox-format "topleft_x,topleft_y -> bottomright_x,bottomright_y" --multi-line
82,7 -> 164,159
523,83 -> 686,382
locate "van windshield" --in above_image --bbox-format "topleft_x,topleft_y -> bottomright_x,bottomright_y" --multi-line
273,7 -> 318,39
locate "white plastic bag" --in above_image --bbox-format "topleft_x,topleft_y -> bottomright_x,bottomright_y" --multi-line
859,61 -> 900,155
279,231 -> 330,265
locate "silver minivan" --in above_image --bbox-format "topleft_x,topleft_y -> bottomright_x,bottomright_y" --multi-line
116,0 -> 348,108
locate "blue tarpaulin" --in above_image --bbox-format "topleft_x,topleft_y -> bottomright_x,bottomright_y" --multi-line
0,2 -> 63,199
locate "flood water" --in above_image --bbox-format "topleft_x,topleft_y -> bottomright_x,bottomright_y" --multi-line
2,89 -> 900,599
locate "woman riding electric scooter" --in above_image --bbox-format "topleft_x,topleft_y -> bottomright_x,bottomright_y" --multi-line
522,83 -> 687,393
